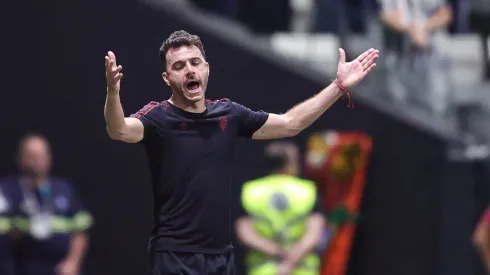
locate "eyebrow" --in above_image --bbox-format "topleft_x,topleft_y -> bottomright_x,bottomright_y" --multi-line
171,57 -> 202,66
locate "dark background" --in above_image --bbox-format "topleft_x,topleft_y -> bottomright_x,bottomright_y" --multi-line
1,0 -> 488,274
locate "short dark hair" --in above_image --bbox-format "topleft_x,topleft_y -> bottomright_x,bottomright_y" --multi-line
264,154 -> 288,173
159,30 -> 206,69
264,141 -> 297,173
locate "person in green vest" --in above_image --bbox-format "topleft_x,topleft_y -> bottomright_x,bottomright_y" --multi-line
236,141 -> 326,275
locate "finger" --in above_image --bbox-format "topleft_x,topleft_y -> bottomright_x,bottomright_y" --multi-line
362,53 -> 379,70
356,48 -> 375,63
365,63 -> 376,74
105,56 -> 110,67
111,65 -> 123,74
361,50 -> 379,67
106,60 -> 114,73
108,51 -> 116,62
114,73 -> 124,82
359,63 -> 376,80
108,59 -> 116,70
338,48 -> 346,64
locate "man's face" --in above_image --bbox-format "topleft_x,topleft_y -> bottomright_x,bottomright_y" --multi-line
19,137 -> 52,178
163,45 -> 209,103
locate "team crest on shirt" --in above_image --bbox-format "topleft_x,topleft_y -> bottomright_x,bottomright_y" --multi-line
180,122 -> 188,131
219,116 -> 228,131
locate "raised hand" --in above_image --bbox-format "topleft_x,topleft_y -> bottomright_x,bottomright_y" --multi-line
105,51 -> 123,95
336,48 -> 379,89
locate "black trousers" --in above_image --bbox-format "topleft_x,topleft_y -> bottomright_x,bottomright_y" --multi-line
147,250 -> 236,275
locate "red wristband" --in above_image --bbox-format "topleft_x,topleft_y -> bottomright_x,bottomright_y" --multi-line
333,79 -> 354,108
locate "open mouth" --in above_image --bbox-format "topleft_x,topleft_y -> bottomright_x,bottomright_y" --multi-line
186,81 -> 200,91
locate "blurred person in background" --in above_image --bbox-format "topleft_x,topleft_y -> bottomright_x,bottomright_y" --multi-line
473,205 -> 490,273
0,183 -> 16,275
315,0 -> 371,34
379,0 -> 453,115
468,0 -> 490,81
0,134 -> 93,275
236,141 -> 325,275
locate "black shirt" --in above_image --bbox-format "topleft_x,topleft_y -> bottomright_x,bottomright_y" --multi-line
130,99 -> 269,254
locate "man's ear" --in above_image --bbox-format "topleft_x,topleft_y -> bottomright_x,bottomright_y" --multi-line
206,62 -> 210,77
162,72 -> 170,86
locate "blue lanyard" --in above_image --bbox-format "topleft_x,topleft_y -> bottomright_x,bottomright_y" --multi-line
38,185 -> 52,202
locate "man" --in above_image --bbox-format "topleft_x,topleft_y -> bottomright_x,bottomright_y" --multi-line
379,0 -> 453,114
474,205 -> 490,273
379,0 -> 453,52
104,30 -> 378,274
236,141 -> 325,275
0,134 -> 93,275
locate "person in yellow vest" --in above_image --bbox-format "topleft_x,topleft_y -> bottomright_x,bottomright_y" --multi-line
236,141 -> 326,275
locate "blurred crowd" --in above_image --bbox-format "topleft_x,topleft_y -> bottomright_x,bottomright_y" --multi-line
188,0 -> 489,80
188,0 -> 490,150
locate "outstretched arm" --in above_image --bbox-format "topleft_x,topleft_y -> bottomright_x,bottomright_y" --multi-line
104,51 -> 145,143
474,209 -> 490,273
252,48 -> 379,140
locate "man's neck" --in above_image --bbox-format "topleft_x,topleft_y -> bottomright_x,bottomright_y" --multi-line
271,170 -> 295,177
169,95 -> 206,113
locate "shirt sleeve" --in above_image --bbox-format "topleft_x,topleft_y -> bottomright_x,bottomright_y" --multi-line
66,185 -> 93,233
232,102 -> 269,139
129,101 -> 161,144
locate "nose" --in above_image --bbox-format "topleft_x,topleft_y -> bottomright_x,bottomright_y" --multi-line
185,69 -> 196,79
